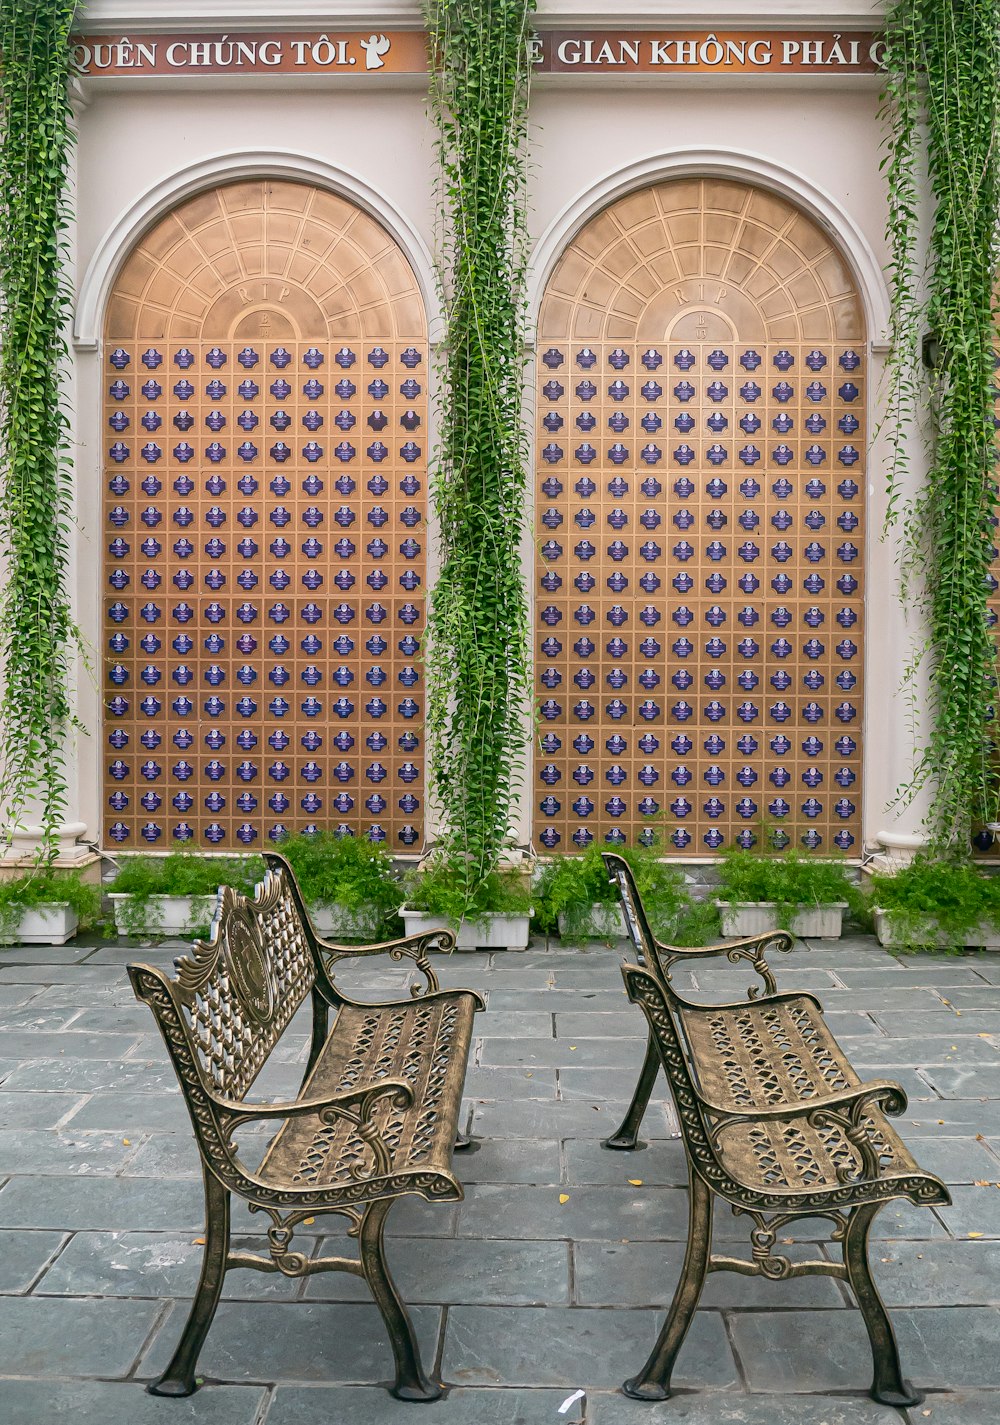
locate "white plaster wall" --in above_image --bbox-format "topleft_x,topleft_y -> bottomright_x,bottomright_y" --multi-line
67,29 -> 929,856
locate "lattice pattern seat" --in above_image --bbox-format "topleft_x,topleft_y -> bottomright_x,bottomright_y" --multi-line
258,996 -> 477,1195
679,996 -> 857,1112
710,1096 -> 917,1197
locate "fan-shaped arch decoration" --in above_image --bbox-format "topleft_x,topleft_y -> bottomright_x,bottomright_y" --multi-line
102,179 -> 428,853
106,179 -> 426,344
534,178 -> 866,859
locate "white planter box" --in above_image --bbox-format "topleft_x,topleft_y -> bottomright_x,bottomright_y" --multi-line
716,901 -> 847,940
9,903 -> 79,945
557,904 -> 627,940
309,903 -> 385,941
400,907 -> 532,952
110,893 -> 217,939
873,908 -> 1000,950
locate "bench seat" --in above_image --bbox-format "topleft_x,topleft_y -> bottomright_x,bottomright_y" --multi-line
259,994 -> 478,1195
678,994 -> 921,1198
601,851 -> 950,1409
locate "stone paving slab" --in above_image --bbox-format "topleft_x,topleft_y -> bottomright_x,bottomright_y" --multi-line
265,1385 -> 573,1425
139,1299 -> 443,1385
2,1379 -> 268,1425
731,1306 -> 1000,1392
585,1394 -> 917,1424
302,1236 -> 571,1305
0,1294 -> 162,1376
1,932 -> 999,1423
442,1304 -> 737,1389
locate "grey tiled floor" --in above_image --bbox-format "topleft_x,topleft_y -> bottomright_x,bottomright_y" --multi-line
1,934 -> 999,1423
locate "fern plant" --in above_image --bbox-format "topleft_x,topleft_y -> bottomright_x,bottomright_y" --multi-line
422,0 -> 536,907
869,855 -> 1000,948
0,869 -> 101,946
715,845 -> 866,931
882,0 -> 1000,849
278,832 -> 403,938
0,2 -> 82,862
107,854 -> 264,938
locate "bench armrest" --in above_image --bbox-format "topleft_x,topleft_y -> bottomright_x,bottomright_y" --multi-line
213,1078 -> 414,1179
709,1079 -> 907,1184
655,930 -> 795,1000
315,929 -> 457,1000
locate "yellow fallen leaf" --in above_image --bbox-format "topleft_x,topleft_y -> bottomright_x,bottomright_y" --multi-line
967,1232 -> 984,1238
628,1179 -> 643,1187
122,1138 -> 130,1146
569,1045 -> 577,1051
559,1194 -> 570,1204
525,1072 -> 533,1078
303,1217 -> 314,1225
192,1237 -> 205,1245
974,1180 -> 990,1187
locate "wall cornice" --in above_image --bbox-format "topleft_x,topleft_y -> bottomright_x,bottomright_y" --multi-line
80,1 -> 886,33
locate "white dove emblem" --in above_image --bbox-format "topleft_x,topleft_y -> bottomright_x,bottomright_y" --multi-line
360,34 -> 391,70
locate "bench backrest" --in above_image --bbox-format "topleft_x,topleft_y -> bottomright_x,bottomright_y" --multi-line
128,859 -> 316,1104
601,851 -> 669,985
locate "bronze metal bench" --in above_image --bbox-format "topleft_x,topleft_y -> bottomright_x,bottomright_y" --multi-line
602,850 -> 950,1408
128,850 -> 483,1402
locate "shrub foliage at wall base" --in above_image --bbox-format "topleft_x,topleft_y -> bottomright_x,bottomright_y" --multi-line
882,0 -> 1000,848
423,0 -> 535,905
0,2 -> 81,861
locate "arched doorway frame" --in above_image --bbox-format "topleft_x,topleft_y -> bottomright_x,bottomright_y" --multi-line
521,148 -> 891,855
80,155 -> 440,850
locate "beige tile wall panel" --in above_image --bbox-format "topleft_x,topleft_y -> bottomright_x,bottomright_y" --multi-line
102,179 -> 428,853
534,178 -> 865,857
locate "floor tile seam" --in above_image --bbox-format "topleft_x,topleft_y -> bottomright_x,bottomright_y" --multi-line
50,1093 -> 95,1131
16,1228 -> 73,1296
122,1294 -> 174,1381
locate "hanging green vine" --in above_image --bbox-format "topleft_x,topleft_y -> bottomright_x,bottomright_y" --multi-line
0,1 -> 81,862
423,0 -> 535,900
882,0 -> 1000,850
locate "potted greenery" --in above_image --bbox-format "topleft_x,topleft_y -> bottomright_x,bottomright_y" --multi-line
714,846 -> 859,939
868,857 -> 1000,950
107,853 -> 263,939
401,855 -> 533,951
0,869 -> 101,946
534,841 -> 711,943
278,832 -> 403,941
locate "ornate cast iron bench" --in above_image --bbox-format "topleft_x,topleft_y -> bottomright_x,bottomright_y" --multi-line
128,850 -> 483,1402
601,851 -> 950,1408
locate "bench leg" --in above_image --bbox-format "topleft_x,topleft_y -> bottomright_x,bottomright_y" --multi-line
843,1202 -> 924,1407
623,1167 -> 713,1400
360,1197 -> 442,1402
148,1168 -> 230,1397
603,1032 -> 659,1150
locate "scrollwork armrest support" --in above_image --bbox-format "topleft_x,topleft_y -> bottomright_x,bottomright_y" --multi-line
655,929 -> 795,999
708,1079 -> 907,1185
214,1078 -> 414,1180
316,929 -> 457,999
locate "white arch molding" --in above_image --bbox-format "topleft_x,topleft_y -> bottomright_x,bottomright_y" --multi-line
526,148 -> 892,343
73,149 -> 442,349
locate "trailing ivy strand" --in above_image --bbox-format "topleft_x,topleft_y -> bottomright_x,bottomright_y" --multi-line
882,0 -> 1000,849
423,0 -> 535,900
0,1 -> 82,861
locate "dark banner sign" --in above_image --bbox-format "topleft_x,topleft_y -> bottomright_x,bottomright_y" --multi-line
73,29 -> 882,79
